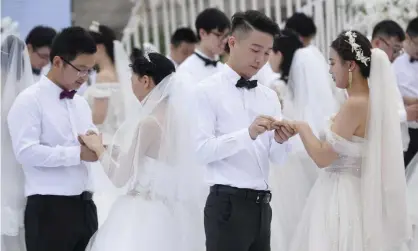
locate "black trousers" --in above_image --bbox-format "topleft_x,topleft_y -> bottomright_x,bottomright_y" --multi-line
404,128 -> 418,167
24,192 -> 98,251
204,185 -> 272,251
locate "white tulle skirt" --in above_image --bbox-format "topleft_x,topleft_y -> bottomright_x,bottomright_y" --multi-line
289,170 -> 363,251
86,159 -> 206,251
88,162 -> 126,226
270,152 -> 318,251
404,156 -> 418,251
1,230 -> 26,251
86,195 -> 179,251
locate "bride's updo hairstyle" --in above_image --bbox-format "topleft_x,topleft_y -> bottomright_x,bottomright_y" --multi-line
131,53 -> 175,85
331,30 -> 372,78
272,29 -> 303,82
89,22 -> 117,63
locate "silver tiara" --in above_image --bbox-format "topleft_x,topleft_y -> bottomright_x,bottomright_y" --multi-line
89,21 -> 100,33
344,30 -> 371,66
142,42 -> 158,63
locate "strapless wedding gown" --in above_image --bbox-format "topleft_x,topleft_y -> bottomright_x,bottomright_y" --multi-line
289,119 -> 366,251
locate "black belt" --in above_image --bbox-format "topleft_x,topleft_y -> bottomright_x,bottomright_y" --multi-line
29,191 -> 93,201
71,191 -> 93,201
210,185 -> 272,204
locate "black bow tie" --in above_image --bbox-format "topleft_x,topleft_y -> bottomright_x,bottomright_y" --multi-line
410,57 -> 418,63
60,90 -> 77,100
32,68 -> 41,76
236,77 -> 258,90
194,52 -> 218,67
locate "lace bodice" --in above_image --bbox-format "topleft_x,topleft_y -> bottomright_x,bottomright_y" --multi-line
84,82 -> 125,145
319,119 -> 366,175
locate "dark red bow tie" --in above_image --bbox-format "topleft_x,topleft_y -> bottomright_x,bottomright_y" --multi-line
60,90 -> 77,100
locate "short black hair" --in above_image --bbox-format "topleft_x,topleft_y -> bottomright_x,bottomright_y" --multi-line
372,20 -> 405,41
195,8 -> 231,40
25,26 -> 57,50
231,10 -> 280,38
89,25 -> 117,63
49,26 -> 97,62
285,12 -> 316,38
407,17 -> 418,38
272,29 -> 303,82
131,53 -> 175,85
170,27 -> 198,47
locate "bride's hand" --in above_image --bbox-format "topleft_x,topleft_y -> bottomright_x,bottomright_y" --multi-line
79,133 -> 104,155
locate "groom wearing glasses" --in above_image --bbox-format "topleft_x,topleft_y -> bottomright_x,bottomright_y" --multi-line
8,27 -> 99,251
25,26 -> 57,81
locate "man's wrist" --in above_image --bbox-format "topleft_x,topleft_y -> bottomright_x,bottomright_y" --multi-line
248,129 -> 257,140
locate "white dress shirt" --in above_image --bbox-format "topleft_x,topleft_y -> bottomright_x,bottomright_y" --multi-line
195,65 -> 290,190
7,76 -> 96,196
176,49 -> 224,84
394,53 -> 418,128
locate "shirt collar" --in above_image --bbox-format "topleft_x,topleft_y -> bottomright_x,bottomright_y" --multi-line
222,64 -> 242,85
195,49 -> 219,61
39,75 -> 67,97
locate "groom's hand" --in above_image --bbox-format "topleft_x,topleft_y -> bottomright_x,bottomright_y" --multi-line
78,130 -> 97,146
272,120 -> 296,144
80,145 -> 99,162
249,115 -> 275,140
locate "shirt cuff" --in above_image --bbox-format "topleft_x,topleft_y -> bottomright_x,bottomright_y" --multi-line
399,109 -> 407,123
270,141 -> 291,165
62,145 -> 81,166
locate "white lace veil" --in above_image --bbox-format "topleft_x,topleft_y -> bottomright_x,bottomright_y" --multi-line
361,48 -> 410,250
103,70 -> 203,199
98,71 -> 205,248
288,47 -> 339,150
113,40 -> 141,117
1,35 -> 33,236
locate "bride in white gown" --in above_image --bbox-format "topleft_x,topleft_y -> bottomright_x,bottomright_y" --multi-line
275,31 -> 410,251
80,53 -> 206,251
403,154 -> 418,250
268,29 -> 339,251
1,35 -> 33,251
84,21 -> 139,226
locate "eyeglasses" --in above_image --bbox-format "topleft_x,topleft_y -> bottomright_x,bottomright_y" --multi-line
35,51 -> 50,61
210,31 -> 229,40
60,57 -> 93,77
378,37 -> 403,57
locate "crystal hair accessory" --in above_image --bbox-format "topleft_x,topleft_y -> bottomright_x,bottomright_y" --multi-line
89,21 -> 100,33
344,30 -> 371,66
142,43 -> 156,63
1,17 -> 19,40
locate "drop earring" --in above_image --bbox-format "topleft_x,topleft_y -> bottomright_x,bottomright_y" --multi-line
348,69 -> 353,89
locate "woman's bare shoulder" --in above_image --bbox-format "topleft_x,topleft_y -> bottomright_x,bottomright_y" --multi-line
342,96 -> 369,113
